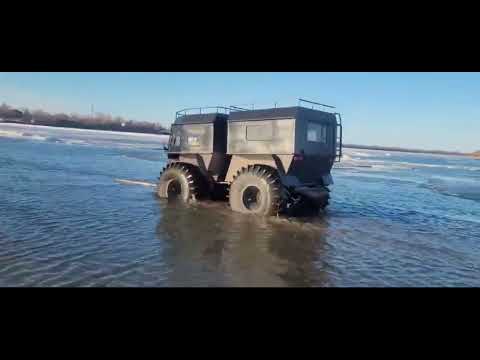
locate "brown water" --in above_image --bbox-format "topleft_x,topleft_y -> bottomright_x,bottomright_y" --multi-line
154,200 -> 479,287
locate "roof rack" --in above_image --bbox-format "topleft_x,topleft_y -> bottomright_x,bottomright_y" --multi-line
175,105 -> 254,120
298,98 -> 336,112
176,100 -> 337,120
175,106 -> 230,120
228,105 -> 251,112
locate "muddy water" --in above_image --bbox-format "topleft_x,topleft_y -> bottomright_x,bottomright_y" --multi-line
1,123 -> 480,286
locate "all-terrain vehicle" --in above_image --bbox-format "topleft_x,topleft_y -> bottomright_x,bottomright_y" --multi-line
157,99 -> 343,216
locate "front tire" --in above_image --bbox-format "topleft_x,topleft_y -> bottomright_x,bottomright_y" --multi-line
229,166 -> 282,216
157,163 -> 205,202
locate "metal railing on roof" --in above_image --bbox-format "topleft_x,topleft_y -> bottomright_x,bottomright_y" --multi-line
175,105 -> 253,120
298,98 -> 336,113
228,105 -> 251,112
175,100 -> 337,120
175,106 -> 230,120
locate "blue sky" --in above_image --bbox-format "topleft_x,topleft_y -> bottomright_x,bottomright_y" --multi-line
1,72 -> 479,152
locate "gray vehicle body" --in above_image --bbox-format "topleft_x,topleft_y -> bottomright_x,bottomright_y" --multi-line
166,102 -> 342,208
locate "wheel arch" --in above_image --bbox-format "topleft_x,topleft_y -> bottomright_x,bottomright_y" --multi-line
225,155 -> 292,183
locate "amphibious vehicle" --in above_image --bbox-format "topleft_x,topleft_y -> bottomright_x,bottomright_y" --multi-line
157,99 -> 343,216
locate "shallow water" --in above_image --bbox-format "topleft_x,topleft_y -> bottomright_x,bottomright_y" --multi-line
1,123 -> 479,287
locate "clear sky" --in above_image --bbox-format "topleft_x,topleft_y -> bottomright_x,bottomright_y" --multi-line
1,72 -> 479,152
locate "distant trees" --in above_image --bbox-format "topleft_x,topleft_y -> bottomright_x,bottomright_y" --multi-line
0,103 -> 23,120
0,102 -> 169,134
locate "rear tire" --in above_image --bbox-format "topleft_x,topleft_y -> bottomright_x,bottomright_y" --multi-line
157,163 -> 205,202
229,165 -> 282,216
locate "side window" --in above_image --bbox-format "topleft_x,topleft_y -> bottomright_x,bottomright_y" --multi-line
307,122 -> 328,144
187,136 -> 200,146
174,135 -> 181,146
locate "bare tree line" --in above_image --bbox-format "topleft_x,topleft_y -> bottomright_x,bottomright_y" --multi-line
0,102 -> 169,135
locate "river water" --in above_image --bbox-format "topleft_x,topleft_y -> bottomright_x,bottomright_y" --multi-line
1,123 -> 479,286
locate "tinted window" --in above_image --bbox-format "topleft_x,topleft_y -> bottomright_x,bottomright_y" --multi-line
174,135 -> 181,146
187,136 -> 200,146
307,122 -> 328,144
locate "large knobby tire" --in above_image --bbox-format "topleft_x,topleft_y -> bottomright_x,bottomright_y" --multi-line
229,165 -> 282,216
157,163 -> 205,202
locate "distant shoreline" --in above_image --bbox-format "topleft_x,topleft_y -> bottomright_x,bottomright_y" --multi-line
0,122 -> 170,139
343,144 -> 477,158
1,120 -> 478,158
0,120 -> 170,136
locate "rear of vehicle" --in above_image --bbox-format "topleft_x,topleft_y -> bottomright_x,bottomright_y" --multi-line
291,107 -> 341,185
225,102 -> 342,214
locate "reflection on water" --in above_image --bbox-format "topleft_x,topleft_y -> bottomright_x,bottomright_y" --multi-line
153,197 -> 480,287
156,200 -> 331,287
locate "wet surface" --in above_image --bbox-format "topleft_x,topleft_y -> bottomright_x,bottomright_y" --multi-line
1,123 -> 480,286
